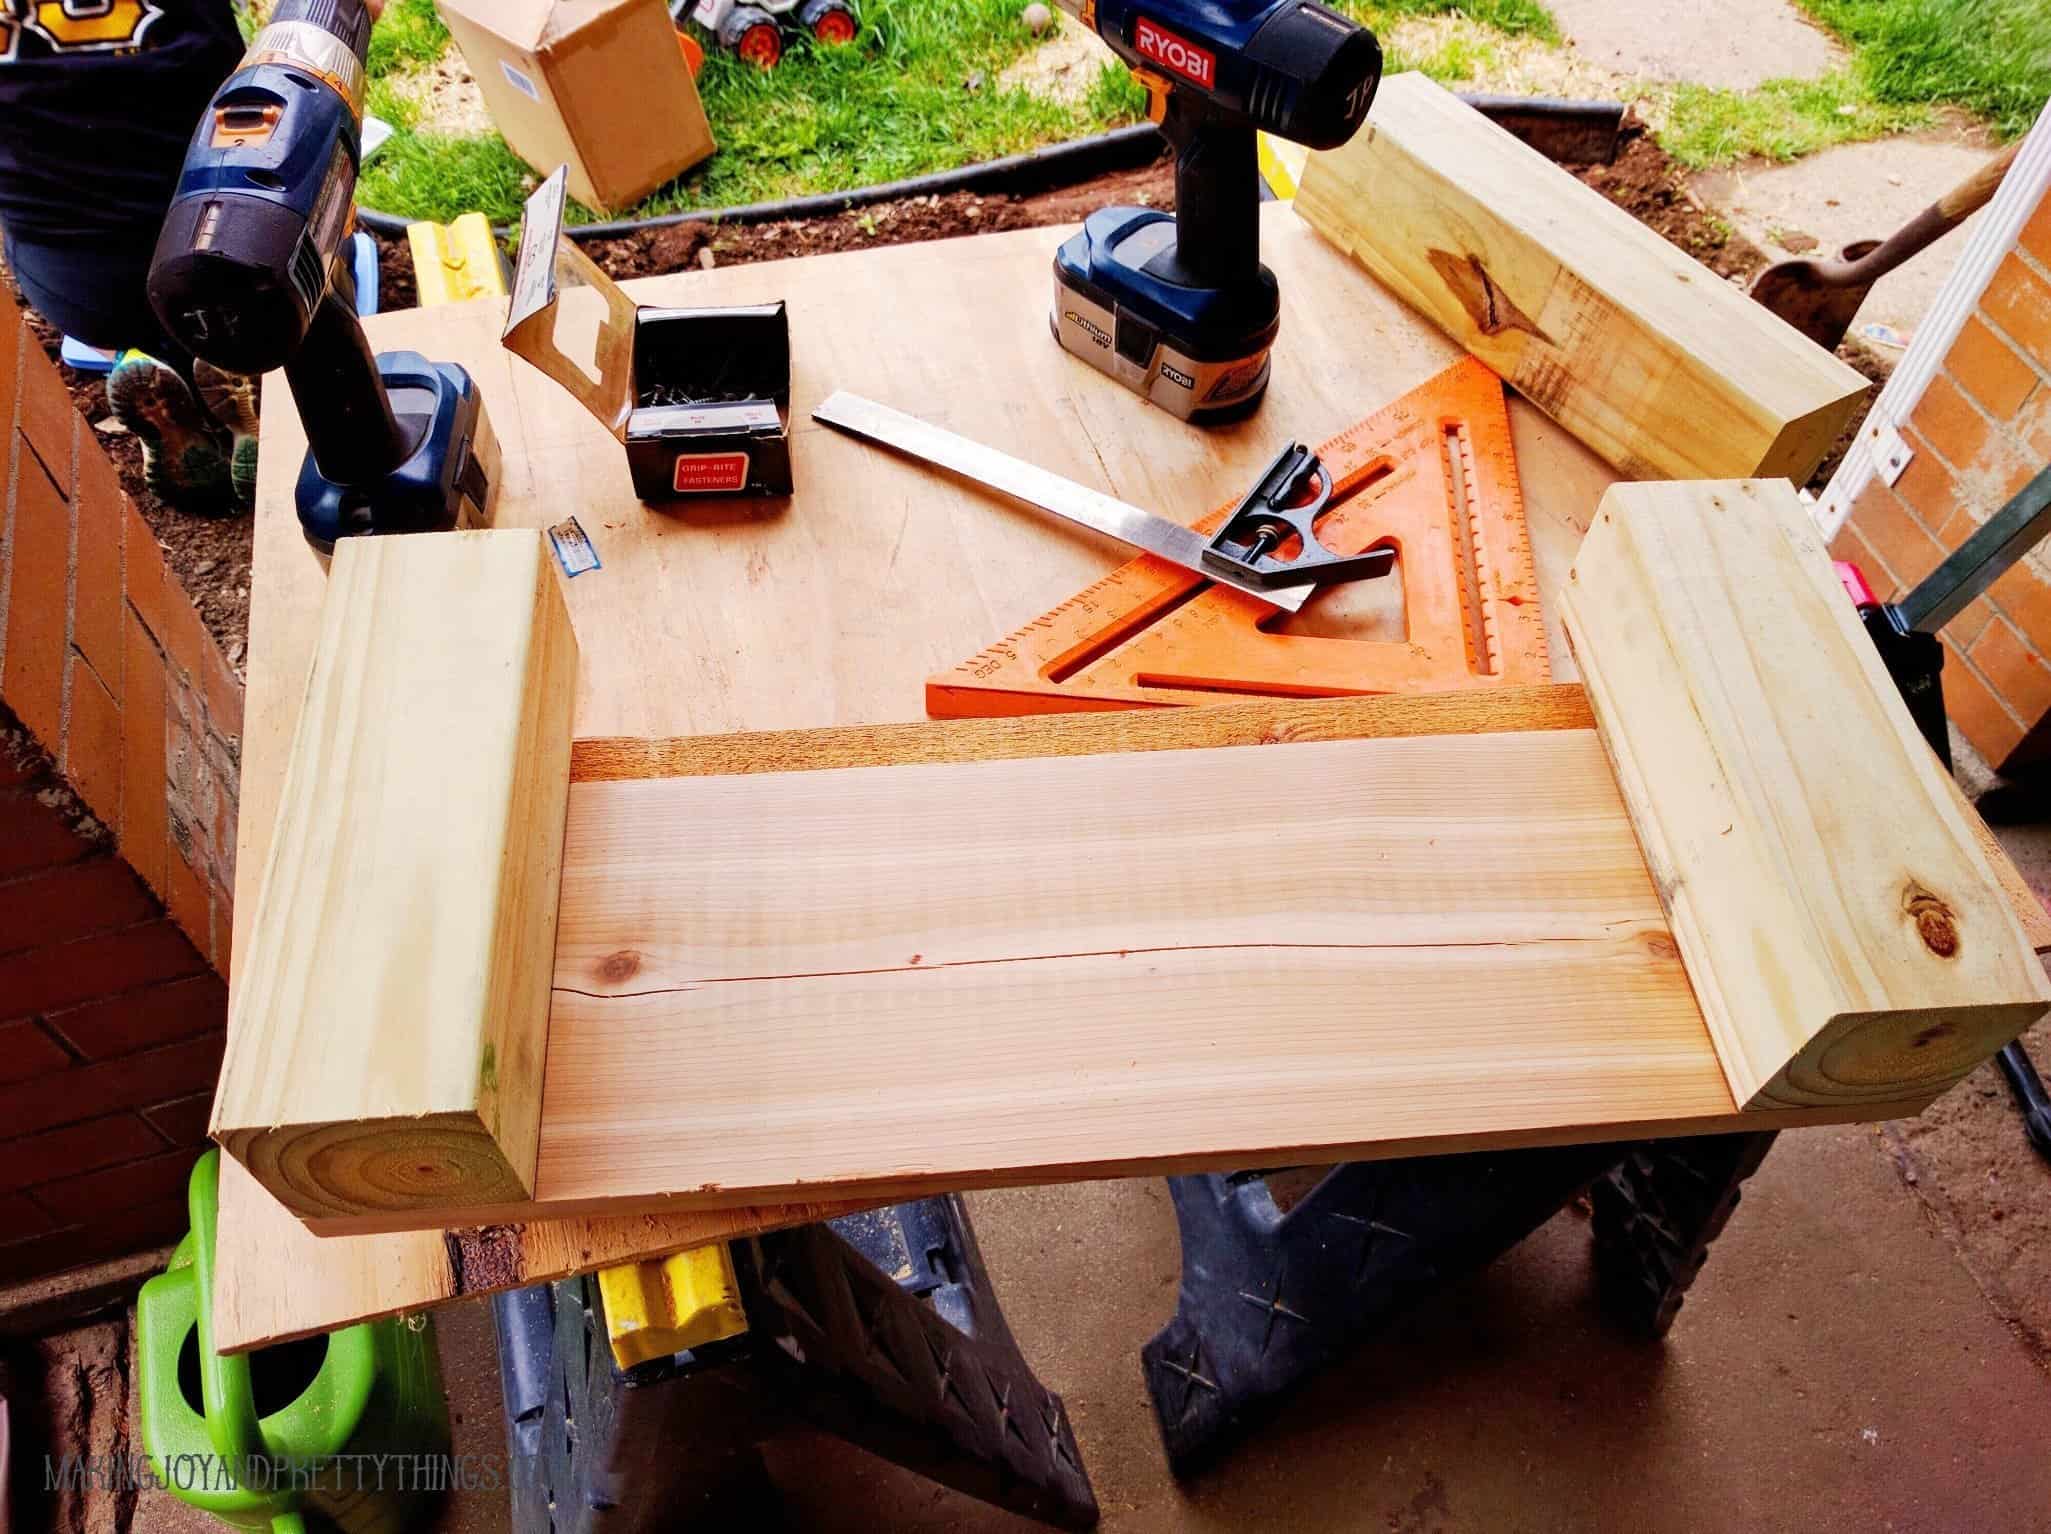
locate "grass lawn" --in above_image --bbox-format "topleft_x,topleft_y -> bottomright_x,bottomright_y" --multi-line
360,0 -> 1140,225
356,0 -> 2046,222
1801,0 -> 2051,139
355,0 -> 1562,225
1660,0 -> 2048,167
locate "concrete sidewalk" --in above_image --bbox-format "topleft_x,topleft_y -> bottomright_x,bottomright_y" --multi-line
738,1115 -> 2051,1530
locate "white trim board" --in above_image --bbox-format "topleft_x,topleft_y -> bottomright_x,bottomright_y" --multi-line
1817,100 -> 2051,542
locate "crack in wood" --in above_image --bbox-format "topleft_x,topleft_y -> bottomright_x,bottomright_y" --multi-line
554,928 -> 1670,998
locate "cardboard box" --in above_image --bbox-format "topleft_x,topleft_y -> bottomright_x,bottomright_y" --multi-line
504,169 -> 793,502
438,0 -> 715,215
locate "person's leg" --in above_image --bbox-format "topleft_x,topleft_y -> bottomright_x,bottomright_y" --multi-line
3,230 -> 187,367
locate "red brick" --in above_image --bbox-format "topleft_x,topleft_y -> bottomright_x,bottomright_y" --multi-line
0,918 -> 205,1020
71,443 -> 125,703
0,719 -> 40,788
1911,373 -> 1996,473
1949,315 -> 2042,420
0,1019 -> 73,1085
0,789 -> 97,879
29,1145 -> 203,1221
203,641 -> 242,741
209,779 -> 237,881
209,885 -> 232,978
0,856 -> 155,957
1942,639 -> 2026,764
1969,617 -> 2051,726
0,1112 -> 162,1195
1934,505 -> 1977,546
14,337 -> 73,496
1890,429 -> 1962,533
1827,519 -> 1881,570
0,1201 -> 190,1283
2022,190 -> 2051,270
62,655 -> 121,830
158,579 -> 206,690
119,610 -> 167,894
1991,560 -> 2051,650
0,309 -> 19,435
1985,253 -> 2051,359
162,838 -> 210,959
2016,380 -> 2051,459
0,1191 -> 56,1241
1949,596 -> 1998,650
141,1090 -> 214,1147
1843,481 -> 1946,598
1838,484 -> 1901,584
42,970 -> 225,1059
2,450 -> 72,748
0,1033 -> 221,1140
122,498 -> 167,648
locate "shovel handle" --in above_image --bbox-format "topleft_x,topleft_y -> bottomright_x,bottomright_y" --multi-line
1935,139 -> 2021,223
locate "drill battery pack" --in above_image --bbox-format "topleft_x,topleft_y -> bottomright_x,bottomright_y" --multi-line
1052,208 -> 1280,424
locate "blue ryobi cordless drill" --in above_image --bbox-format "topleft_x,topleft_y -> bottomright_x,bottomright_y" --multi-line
147,0 -> 495,552
1051,0 -> 1381,423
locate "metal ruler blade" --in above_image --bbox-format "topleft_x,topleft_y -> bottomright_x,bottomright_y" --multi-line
811,391 -> 1313,613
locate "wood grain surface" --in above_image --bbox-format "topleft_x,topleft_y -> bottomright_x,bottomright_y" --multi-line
1562,479 -> 2051,1108
215,531 -> 578,1220
219,207 -> 1628,1347
220,210 -> 2043,1345
1296,74 -> 1870,483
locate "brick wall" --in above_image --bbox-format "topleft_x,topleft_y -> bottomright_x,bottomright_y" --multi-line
0,277 -> 242,1283
1829,161 -> 2051,771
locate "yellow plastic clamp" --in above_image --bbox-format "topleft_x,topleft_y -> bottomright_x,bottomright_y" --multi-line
405,211 -> 510,308
597,1243 -> 749,1371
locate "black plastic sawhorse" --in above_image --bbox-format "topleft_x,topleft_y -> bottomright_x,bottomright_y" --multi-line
493,1140 -> 1775,1519
1140,1131 -> 1779,1474
494,1194 -> 1097,1531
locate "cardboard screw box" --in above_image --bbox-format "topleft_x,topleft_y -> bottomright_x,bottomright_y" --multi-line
437,0 -> 715,215
504,168 -> 793,502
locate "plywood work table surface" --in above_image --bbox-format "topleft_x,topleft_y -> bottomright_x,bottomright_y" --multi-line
221,206 -> 1642,1348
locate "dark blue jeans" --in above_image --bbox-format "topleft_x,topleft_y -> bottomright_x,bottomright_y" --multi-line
3,228 -> 189,370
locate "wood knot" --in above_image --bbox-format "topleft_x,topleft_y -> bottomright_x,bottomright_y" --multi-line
1261,723 -> 1305,745
1643,933 -> 1679,963
596,949 -> 642,984
1425,249 -> 1552,342
1903,887 -> 1959,958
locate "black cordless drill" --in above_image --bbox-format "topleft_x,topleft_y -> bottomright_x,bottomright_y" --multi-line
1051,0 -> 1380,423
148,0 -> 495,552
